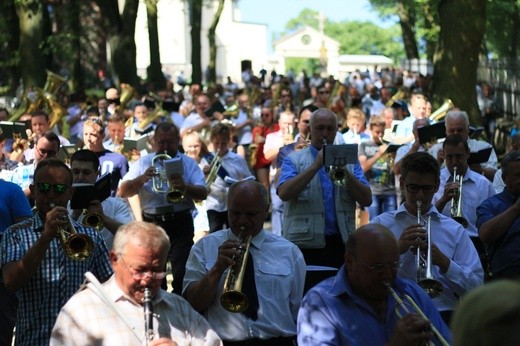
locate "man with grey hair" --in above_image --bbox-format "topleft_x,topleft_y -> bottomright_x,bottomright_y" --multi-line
428,110 -> 497,181
277,108 -> 372,269
51,221 -> 222,346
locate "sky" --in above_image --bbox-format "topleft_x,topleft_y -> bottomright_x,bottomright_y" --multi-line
237,0 -> 392,52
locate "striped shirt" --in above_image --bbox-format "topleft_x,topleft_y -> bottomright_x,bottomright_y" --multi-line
0,214 -> 113,346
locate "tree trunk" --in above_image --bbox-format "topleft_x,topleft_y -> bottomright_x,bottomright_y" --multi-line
1,0 -> 21,94
16,0 -> 48,90
145,0 -> 166,90
207,0 -> 226,87
62,0 -> 83,92
431,0 -> 486,126
422,1 -> 438,62
95,0 -> 139,88
398,0 -> 419,60
190,0 -> 203,85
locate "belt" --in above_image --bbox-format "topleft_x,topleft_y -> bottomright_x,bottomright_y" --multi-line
142,206 -> 191,223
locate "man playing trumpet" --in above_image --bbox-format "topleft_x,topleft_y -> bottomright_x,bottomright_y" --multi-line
297,224 -> 451,345
371,152 -> 483,325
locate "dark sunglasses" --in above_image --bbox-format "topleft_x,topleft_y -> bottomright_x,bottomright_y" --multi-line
36,183 -> 69,194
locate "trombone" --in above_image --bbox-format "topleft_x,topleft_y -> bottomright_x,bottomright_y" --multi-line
450,167 -> 468,228
415,202 -> 443,298
386,283 -> 450,346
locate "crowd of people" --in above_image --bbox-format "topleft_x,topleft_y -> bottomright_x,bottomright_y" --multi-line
0,67 -> 518,346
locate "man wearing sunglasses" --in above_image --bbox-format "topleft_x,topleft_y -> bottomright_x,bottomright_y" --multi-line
0,158 -> 113,345
10,131 -> 61,198
371,152 -> 483,325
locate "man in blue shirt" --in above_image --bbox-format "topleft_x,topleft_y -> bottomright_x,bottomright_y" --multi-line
277,108 -> 371,269
477,150 -> 520,279
297,224 -> 451,346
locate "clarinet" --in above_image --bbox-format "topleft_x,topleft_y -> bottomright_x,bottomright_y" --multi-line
143,287 -> 154,345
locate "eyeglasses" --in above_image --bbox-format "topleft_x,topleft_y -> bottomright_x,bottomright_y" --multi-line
261,113 -> 271,117
405,184 -> 437,194
35,182 -> 69,194
119,255 -> 167,280
318,90 -> 330,95
36,147 -> 58,157
356,256 -> 400,273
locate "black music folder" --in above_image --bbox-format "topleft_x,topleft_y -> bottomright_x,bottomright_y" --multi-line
0,121 -> 29,139
385,143 -> 403,153
468,147 -> 492,165
418,121 -> 446,145
323,144 -> 359,166
71,172 -> 112,209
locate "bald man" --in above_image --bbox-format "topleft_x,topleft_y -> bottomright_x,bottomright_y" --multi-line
297,224 -> 451,346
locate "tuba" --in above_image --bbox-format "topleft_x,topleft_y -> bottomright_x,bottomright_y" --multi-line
220,235 -> 252,313
415,202 -> 443,298
429,99 -> 454,122
51,203 -> 94,261
151,153 -> 184,203
450,167 -> 468,228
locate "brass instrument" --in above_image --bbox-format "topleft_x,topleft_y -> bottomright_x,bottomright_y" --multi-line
138,105 -> 167,131
50,202 -> 94,261
119,83 -> 136,111
221,235 -> 252,313
385,89 -> 406,108
44,70 -> 67,94
415,202 -> 443,298
324,139 -> 349,186
143,287 -> 155,345
450,167 -> 468,228
223,102 -> 239,118
81,209 -> 104,231
429,99 -> 454,122
205,151 -> 222,186
386,283 -> 450,346
151,153 -> 184,203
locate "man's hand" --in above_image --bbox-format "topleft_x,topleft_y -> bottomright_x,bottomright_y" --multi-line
398,224 -> 426,255
387,314 -> 434,346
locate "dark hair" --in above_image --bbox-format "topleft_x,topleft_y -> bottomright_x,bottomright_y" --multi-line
31,110 -> 50,122
34,158 -> 73,185
299,104 -> 319,117
155,122 -> 179,137
70,149 -> 100,171
501,150 -> 520,176
400,152 -> 440,180
36,131 -> 60,150
210,122 -> 231,141
442,134 -> 469,153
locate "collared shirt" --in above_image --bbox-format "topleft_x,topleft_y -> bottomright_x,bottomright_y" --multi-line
234,109 -> 253,145
206,151 -> 254,212
50,275 -> 222,346
0,155 -> 20,172
429,139 -> 498,170
277,145 -> 368,236
297,266 -> 451,346
263,130 -> 284,157
371,204 -> 484,312
394,141 -> 426,165
0,214 -> 113,346
432,167 -> 496,237
492,168 -> 505,193
183,229 -> 306,341
476,189 -> 520,277
122,151 -> 205,211
394,115 -> 416,138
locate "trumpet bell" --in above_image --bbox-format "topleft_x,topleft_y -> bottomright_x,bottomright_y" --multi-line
82,212 -> 104,231
166,189 -> 184,203
64,232 -> 94,261
330,167 -> 348,186
418,278 -> 444,298
220,291 -> 249,313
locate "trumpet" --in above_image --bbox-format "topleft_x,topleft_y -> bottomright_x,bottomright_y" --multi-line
151,153 -> 184,203
81,209 -> 104,231
220,235 -> 252,313
205,151 -> 222,186
51,203 -> 94,261
386,283 -> 450,346
324,139 -> 349,186
450,167 -> 468,228
415,202 -> 443,298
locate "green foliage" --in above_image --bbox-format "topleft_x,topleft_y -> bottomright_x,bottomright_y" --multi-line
486,0 -> 520,58
285,8 -> 321,31
285,57 -> 321,75
39,32 -> 79,61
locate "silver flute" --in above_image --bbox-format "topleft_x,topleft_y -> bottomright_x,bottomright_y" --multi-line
143,287 -> 154,345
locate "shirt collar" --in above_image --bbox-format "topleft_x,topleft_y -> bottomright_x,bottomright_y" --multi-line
395,202 -> 441,222
225,228 -> 266,250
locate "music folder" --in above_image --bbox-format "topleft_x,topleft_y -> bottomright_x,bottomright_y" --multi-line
323,144 -> 359,167
418,121 -> 446,145
385,143 -> 403,154
0,121 -> 29,139
468,147 -> 492,165
123,134 -> 149,152
70,172 -> 112,209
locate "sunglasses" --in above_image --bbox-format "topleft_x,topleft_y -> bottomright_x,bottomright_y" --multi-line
36,183 -> 69,194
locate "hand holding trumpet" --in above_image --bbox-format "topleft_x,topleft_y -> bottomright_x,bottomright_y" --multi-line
387,313 -> 434,346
